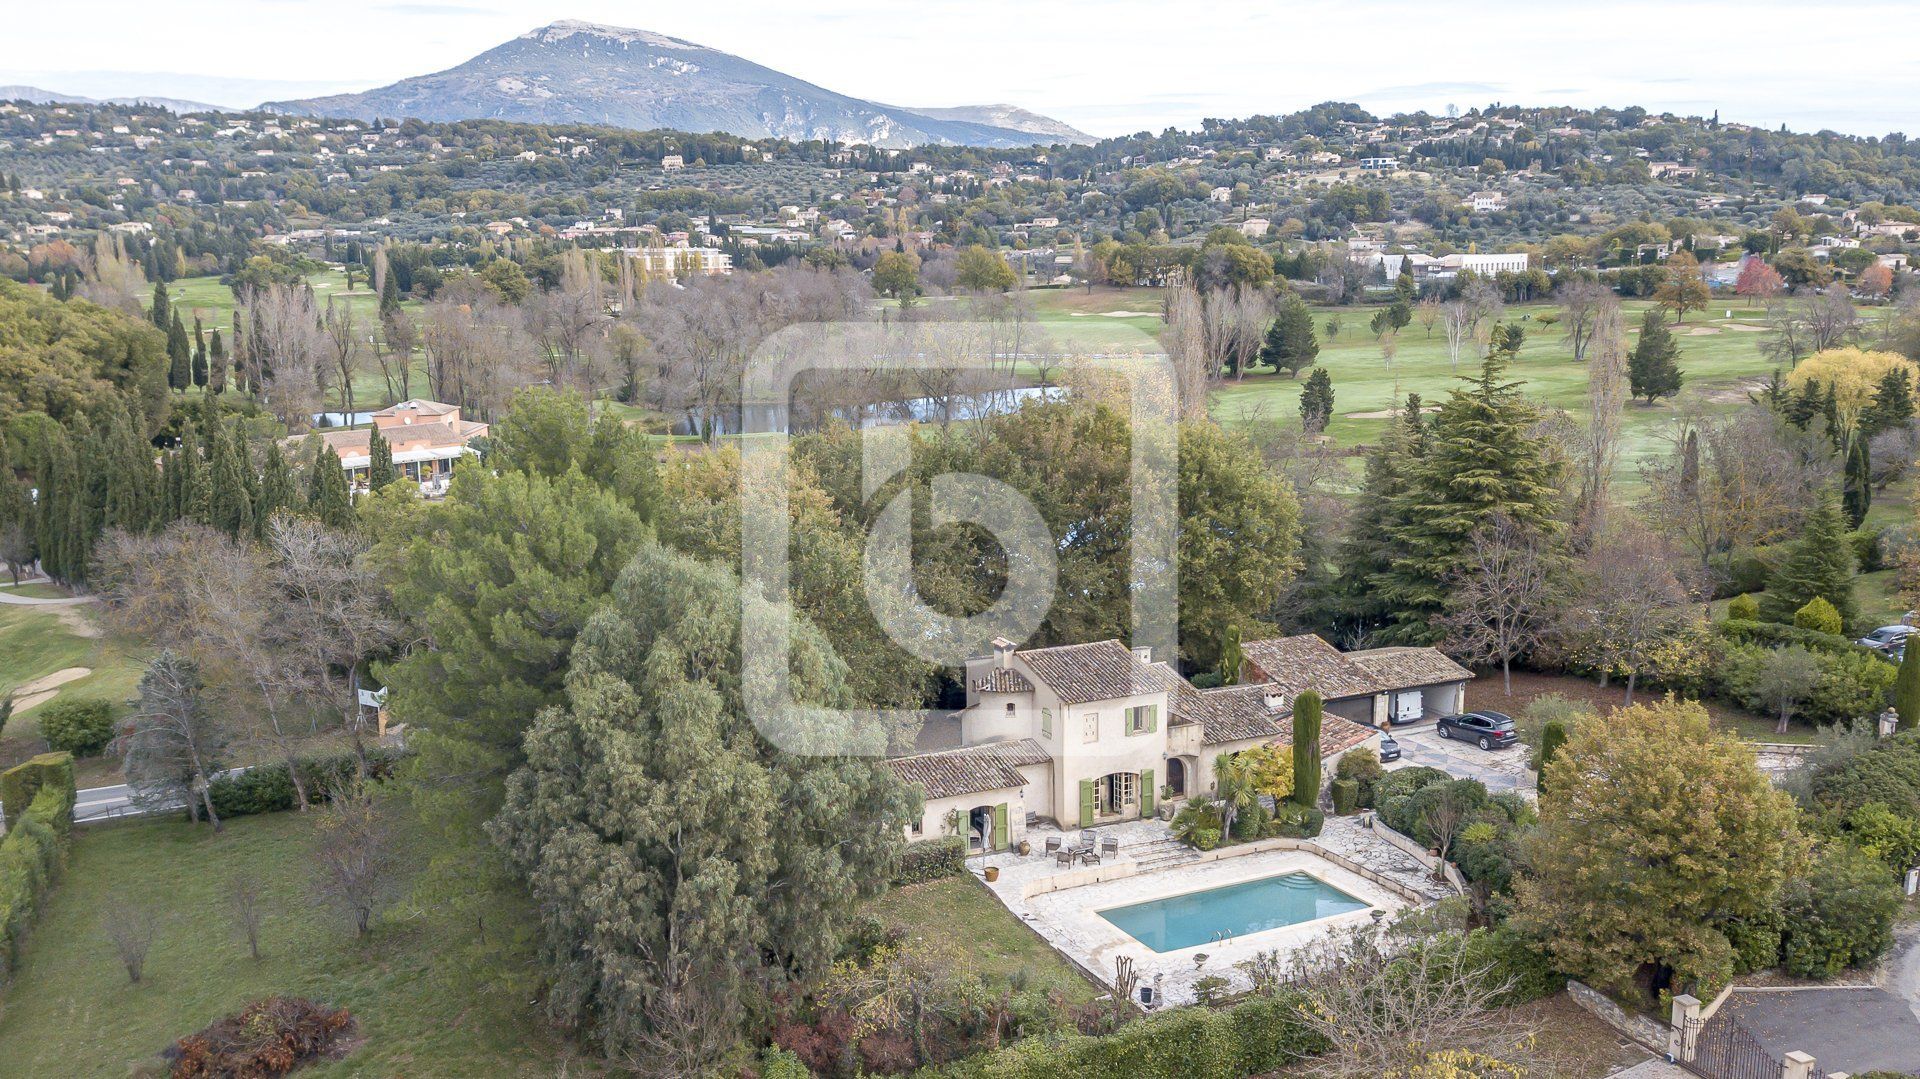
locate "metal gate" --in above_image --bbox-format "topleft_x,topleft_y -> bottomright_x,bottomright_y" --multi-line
1681,1013 -> 1781,1079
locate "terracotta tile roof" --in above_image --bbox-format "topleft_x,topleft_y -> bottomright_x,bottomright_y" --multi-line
1345,647 -> 1473,692
1016,640 -> 1166,706
1243,635 -> 1473,700
315,419 -> 488,459
970,668 -> 1034,694
884,739 -> 1050,801
1241,635 -> 1378,699
1154,662 -> 1375,753
372,398 -> 459,418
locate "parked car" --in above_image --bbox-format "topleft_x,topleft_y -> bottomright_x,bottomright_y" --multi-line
1856,625 -> 1917,652
1378,732 -> 1401,763
1435,711 -> 1518,751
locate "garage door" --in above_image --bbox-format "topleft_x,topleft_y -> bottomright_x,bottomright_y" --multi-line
1325,696 -> 1374,724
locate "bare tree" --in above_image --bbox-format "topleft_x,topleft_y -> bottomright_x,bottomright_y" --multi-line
526,249 -> 612,395
229,870 -> 266,961
1554,524 -> 1698,704
1557,276 -> 1612,363
1439,515 -> 1565,693
241,283 -> 329,430
1163,283 -> 1213,416
321,297 -> 361,420
1575,298 -> 1627,540
1415,296 -> 1442,338
269,518 -> 401,774
1441,299 -> 1475,371
75,233 -> 149,316
1803,282 -> 1861,353
103,903 -> 158,985
309,785 -> 400,936
1290,919 -> 1543,1079
1417,786 -> 1470,877
377,308 -> 418,402
121,650 -> 230,827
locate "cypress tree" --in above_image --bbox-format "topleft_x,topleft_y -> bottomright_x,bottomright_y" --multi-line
379,269 -> 402,318
205,418 -> 253,539
175,417 -> 208,525
103,404 -> 154,533
309,444 -> 353,528
150,281 -> 170,330
256,439 -> 297,535
1895,642 -> 1920,732
0,435 -> 28,585
1628,310 -> 1682,403
166,311 -> 192,392
367,426 -> 397,490
208,329 -> 228,394
1842,437 -> 1871,530
1291,690 -> 1323,809
35,428 -> 72,581
1299,367 -> 1335,432
1537,718 -> 1570,797
1759,496 -> 1857,628
192,315 -> 208,389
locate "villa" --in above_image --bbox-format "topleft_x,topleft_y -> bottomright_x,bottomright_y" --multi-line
311,399 -> 488,493
887,634 -> 1467,853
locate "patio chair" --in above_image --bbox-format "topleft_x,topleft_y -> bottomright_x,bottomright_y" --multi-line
1054,849 -> 1074,868
1044,835 -> 1062,854
1100,837 -> 1120,856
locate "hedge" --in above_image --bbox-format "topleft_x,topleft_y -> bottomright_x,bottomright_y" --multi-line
921,989 -> 1329,1078
1715,618 -> 1857,655
0,752 -> 74,984
890,836 -> 967,886
206,747 -> 405,820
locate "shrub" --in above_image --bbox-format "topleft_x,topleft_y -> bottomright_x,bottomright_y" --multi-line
162,997 -> 357,1077
1334,750 -> 1385,807
206,747 -> 405,820
1794,597 -> 1843,635
1848,528 -> 1886,572
1270,803 -> 1324,839
1715,618 -> 1854,655
1373,766 -> 1451,835
758,1047 -> 813,1079
1726,592 -> 1760,621
1721,546 -> 1781,597
1808,731 -> 1920,818
37,699 -> 115,757
1329,779 -> 1360,816
1388,778 -> 1489,846
1843,802 -> 1920,873
1171,800 -> 1224,849
1446,926 -> 1567,1006
1724,910 -> 1783,975
892,837 -> 967,886
1777,844 -> 1902,978
1718,640 -> 1896,728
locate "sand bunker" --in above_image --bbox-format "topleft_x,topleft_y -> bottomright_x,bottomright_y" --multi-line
1723,323 -> 1768,332
8,666 -> 92,713
1345,405 -> 1440,420
1685,326 -> 1722,335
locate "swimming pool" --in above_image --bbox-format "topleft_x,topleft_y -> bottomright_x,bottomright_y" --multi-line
1096,871 -> 1370,953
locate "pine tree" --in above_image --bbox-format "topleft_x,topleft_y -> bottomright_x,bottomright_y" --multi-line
1842,437 -> 1871,530
1861,365 -> 1914,437
1378,353 -> 1565,641
1260,293 -> 1319,377
1298,366 -> 1334,432
1335,395 -> 1425,634
1628,310 -> 1682,403
367,426 -> 397,491
166,311 -> 192,392
207,328 -> 228,394
1759,496 -> 1857,628
308,445 -> 353,528
1291,690 -> 1323,809
1895,642 -> 1920,732
150,281 -> 170,330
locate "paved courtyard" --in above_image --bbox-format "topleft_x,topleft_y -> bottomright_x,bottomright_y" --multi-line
1724,988 -> 1920,1076
970,816 -> 1448,1006
1389,724 -> 1535,794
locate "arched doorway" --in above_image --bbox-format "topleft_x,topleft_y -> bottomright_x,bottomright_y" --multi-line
1165,757 -> 1189,799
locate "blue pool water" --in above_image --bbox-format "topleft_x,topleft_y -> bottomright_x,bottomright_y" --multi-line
1097,872 -> 1370,953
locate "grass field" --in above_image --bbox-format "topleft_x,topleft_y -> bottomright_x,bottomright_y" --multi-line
866,876 -> 1100,1003
0,603 -> 148,783
1030,286 -> 1899,493
0,811 -> 581,1079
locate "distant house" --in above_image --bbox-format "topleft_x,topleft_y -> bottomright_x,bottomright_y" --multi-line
1238,217 -> 1271,238
660,154 -> 684,170
311,399 -> 488,494
1650,161 -> 1699,180
1469,191 -> 1506,213
1358,157 -> 1399,171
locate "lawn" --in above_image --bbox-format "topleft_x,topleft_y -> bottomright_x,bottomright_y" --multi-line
0,604 -> 149,783
0,812 -> 582,1078
1029,287 -> 1899,494
1466,669 -> 1829,745
865,876 -> 1100,1003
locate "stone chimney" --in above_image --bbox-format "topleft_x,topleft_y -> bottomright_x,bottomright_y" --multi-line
991,636 -> 1015,670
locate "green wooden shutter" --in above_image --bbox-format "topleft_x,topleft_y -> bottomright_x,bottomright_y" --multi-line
1078,779 -> 1095,827
993,803 -> 1010,851
1147,705 -> 1158,733
1140,769 -> 1155,817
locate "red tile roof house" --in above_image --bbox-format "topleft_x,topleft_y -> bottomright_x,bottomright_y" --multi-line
311,399 -> 488,496
1241,634 -> 1471,728
885,635 -> 1404,853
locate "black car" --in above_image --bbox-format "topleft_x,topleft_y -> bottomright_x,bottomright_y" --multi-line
1435,711 -> 1518,751
1378,732 -> 1401,763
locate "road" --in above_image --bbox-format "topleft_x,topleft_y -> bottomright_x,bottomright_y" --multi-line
72,782 -> 166,823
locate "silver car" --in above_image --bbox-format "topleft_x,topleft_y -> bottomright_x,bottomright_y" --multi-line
1856,625 -> 1917,652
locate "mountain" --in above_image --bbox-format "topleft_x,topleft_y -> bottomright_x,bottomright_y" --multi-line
908,104 -> 1093,145
265,21 -> 1088,148
0,85 -> 225,113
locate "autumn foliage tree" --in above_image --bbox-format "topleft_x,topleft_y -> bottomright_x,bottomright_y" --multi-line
1514,698 -> 1804,1000
1734,258 -> 1785,302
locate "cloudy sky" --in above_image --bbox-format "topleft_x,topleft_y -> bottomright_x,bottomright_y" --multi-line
7,0 -> 1917,137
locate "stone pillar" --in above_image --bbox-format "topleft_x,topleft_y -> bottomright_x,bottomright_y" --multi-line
1781,1050 -> 1818,1079
1880,709 -> 1899,739
1669,994 -> 1701,1062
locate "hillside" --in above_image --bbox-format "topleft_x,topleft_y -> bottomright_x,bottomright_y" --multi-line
266,21 -> 1079,149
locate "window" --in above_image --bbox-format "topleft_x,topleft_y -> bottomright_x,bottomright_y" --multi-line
910,815 -> 923,836
1041,708 -> 1052,738
1005,702 -> 1017,715
1126,704 -> 1158,735
1082,712 -> 1099,743
1115,771 -> 1137,806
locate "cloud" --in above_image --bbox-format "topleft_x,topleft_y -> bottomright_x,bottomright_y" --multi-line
379,2 -> 502,13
